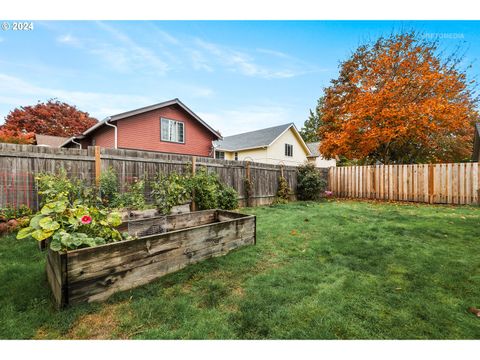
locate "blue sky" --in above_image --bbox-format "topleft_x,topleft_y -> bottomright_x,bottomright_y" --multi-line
0,20 -> 479,135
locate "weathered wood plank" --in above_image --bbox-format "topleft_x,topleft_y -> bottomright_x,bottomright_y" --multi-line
46,210 -> 255,307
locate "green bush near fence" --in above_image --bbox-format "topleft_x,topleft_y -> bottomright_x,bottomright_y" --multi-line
296,163 -> 327,200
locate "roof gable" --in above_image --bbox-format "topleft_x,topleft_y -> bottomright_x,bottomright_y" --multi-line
61,98 -> 220,147
214,123 -> 311,155
306,142 -> 320,157
35,134 -> 70,147
214,123 -> 293,151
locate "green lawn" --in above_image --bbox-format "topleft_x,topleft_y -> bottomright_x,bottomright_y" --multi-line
1,200 -> 480,339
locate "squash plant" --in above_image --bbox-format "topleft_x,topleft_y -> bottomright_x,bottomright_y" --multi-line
17,192 -> 126,251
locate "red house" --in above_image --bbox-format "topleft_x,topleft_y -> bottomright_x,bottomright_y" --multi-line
61,98 -> 222,157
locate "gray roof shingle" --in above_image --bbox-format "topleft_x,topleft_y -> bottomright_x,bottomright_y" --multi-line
306,142 -> 320,157
214,123 -> 293,151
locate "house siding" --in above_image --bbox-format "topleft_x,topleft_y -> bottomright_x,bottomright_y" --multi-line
76,104 -> 216,156
308,156 -> 337,168
116,105 -> 214,156
93,126 -> 115,148
220,128 -> 310,166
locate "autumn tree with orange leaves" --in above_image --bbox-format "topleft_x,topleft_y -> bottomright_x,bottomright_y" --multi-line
1,99 -> 98,140
318,32 -> 479,164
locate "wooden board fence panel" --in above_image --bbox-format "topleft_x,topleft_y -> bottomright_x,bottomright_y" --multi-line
0,144 -> 331,209
329,162 -> 480,205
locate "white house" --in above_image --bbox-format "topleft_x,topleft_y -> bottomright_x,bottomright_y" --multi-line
306,142 -> 337,167
213,123 -> 311,166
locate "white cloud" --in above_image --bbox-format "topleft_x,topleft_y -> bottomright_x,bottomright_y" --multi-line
96,21 -> 169,75
193,38 -> 318,79
55,23 -> 170,75
256,48 -> 291,58
53,23 -> 322,80
57,34 -> 80,46
0,73 -> 155,121
188,49 -> 214,72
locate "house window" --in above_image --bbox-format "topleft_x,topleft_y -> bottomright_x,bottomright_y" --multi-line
215,151 -> 225,160
161,118 -> 185,143
234,152 -> 238,161
285,143 -> 293,157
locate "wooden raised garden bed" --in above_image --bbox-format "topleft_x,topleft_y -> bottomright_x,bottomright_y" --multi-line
46,209 -> 256,308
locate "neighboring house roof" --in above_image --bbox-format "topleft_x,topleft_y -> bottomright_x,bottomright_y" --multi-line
306,142 -> 320,157
35,134 -> 69,147
214,123 -> 311,154
61,98 -> 221,147
473,122 -> 480,161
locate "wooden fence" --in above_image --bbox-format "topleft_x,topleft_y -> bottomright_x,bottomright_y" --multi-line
0,143 -> 329,209
328,163 -> 480,205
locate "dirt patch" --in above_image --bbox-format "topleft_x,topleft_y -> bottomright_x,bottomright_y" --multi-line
33,327 -> 52,340
231,286 -> 245,298
65,303 -> 125,340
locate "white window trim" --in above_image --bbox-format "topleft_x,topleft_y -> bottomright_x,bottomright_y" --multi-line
161,118 -> 185,144
215,150 -> 225,160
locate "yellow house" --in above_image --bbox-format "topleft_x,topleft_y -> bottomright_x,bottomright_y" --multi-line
213,123 -> 312,166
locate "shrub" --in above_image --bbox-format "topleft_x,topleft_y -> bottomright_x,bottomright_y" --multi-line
297,163 -> 327,200
151,172 -> 192,215
99,167 -> 119,206
16,193 -> 126,251
36,169 -> 78,205
190,167 -> 239,211
191,168 -> 219,210
114,178 -> 147,210
217,185 -> 239,210
36,169 -> 98,207
99,168 -> 147,210
275,175 -> 291,204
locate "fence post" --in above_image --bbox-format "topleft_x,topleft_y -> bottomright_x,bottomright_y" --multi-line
94,146 -> 101,188
245,161 -> 251,207
428,164 -> 434,204
191,156 -> 196,212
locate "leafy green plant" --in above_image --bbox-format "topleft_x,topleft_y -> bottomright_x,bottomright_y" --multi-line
190,167 -> 239,211
217,185 -> 238,210
114,178 -> 147,210
36,169 -> 78,205
296,163 -> 327,200
191,168 -> 219,210
151,172 -> 192,215
275,175 -> 292,204
0,204 -> 32,220
99,167 -> 119,207
0,205 -> 33,235
36,169 -> 99,207
17,193 -> 124,251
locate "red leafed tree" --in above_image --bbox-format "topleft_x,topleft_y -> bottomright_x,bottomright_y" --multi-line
0,129 -> 35,144
2,99 -> 98,138
319,32 -> 479,164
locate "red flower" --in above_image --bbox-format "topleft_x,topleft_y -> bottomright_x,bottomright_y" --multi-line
81,215 -> 92,224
